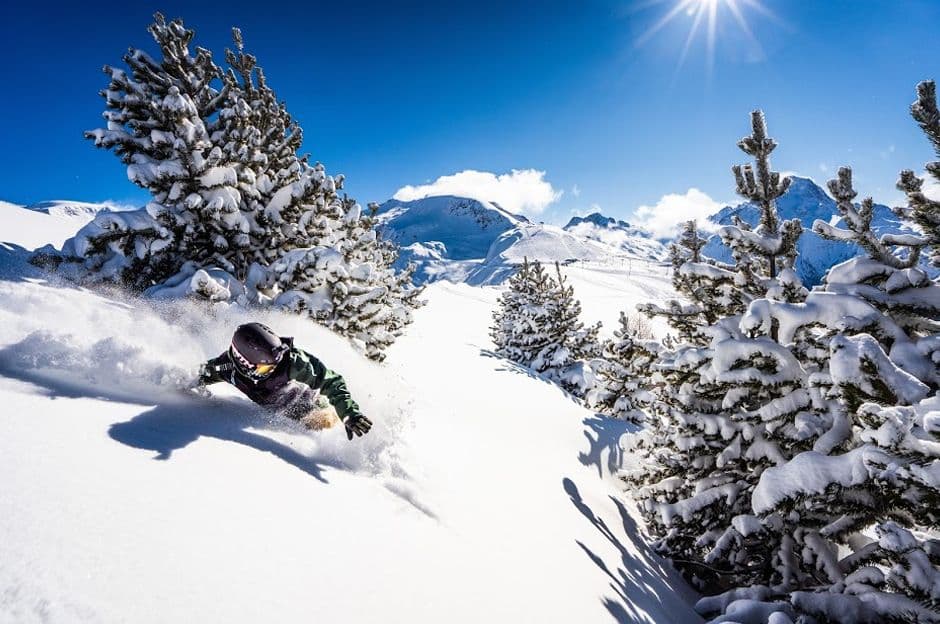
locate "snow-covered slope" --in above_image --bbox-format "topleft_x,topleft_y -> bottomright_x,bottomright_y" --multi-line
464,223 -> 622,285
1,199 -> 108,250
702,176 -> 906,285
564,213 -> 667,262
377,195 -> 527,260
377,195 -> 669,287
0,206 -> 699,622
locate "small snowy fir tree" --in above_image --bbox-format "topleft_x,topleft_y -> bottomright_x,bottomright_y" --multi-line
640,219 -> 749,346
897,80 -> 940,268
490,259 -> 602,400
721,110 -> 806,304
593,312 -> 659,422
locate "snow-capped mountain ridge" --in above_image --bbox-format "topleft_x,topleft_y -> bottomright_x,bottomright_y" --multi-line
379,196 -> 668,285
703,175 -> 907,285
565,212 -> 635,230
376,195 -> 528,261
24,199 -> 116,219
563,211 -> 666,262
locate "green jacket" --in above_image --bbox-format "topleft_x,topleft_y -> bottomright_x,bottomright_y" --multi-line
202,346 -> 362,422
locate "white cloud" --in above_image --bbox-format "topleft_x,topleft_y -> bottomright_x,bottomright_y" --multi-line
571,184 -> 581,198
393,169 -> 562,216
632,188 -> 724,239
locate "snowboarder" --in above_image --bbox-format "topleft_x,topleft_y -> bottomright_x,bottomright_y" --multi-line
199,322 -> 373,440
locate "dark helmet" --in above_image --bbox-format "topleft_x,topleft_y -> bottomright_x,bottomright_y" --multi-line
230,322 -> 289,380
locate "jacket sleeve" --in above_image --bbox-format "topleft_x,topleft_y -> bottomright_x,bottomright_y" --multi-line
288,349 -> 362,422
200,352 -> 233,385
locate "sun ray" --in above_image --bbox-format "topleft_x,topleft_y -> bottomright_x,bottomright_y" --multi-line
705,0 -> 718,77
726,0 -> 766,60
635,0 -> 697,47
634,0 -> 778,77
675,1 -> 707,72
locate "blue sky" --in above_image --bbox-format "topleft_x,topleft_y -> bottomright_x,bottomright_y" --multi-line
2,1 -> 939,231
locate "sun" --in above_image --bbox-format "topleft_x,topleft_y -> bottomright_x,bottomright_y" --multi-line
635,0 -> 774,74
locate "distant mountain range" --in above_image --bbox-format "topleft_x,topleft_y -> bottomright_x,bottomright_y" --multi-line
376,197 -> 668,285
377,176 -> 914,287
703,176 -> 906,285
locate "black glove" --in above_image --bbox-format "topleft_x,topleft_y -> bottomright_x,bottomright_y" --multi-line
344,413 -> 373,440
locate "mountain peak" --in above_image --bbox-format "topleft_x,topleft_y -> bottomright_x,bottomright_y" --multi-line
564,212 -> 632,230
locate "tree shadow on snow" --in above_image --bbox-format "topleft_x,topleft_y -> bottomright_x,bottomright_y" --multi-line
0,351 -> 343,484
579,415 -> 640,479
0,242 -> 42,282
477,347 -> 584,407
563,478 -> 702,624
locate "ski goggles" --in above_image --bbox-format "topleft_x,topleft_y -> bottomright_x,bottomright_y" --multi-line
253,362 -> 277,376
229,343 -> 288,379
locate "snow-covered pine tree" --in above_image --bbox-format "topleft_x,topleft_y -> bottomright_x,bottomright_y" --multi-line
593,311 -> 659,422
217,26 -> 305,264
677,219 -> 707,262
491,257 -> 554,367
693,83 -> 940,624
640,219 -> 749,346
329,201 -> 423,361
43,15 -> 423,360
490,259 -> 602,399
897,80 -> 940,268
540,263 -> 603,398
626,110 -> 824,596
78,13 -> 248,288
721,110 -> 806,307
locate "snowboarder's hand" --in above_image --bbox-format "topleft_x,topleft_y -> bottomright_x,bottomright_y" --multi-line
344,413 -> 372,440
197,363 -> 213,384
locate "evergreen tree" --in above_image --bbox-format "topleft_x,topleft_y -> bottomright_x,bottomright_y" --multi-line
640,219 -> 744,346
720,110 -> 804,304
42,14 -> 423,361
593,312 -> 659,422
692,82 -> 940,624
490,259 -> 602,398
491,258 -> 555,367
626,109 -> 823,595
897,80 -> 940,268
82,13 -> 248,287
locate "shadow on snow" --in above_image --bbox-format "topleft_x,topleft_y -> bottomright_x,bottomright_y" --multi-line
0,242 -> 43,282
579,414 -> 640,479
563,477 -> 702,624
0,346 -> 344,484
478,347 -> 585,407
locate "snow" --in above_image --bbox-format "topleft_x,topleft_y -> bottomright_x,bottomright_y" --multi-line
563,213 -> 667,261
0,201 -> 700,622
0,200 -> 107,250
377,195 -> 525,261
751,447 -> 887,515
829,333 -> 930,404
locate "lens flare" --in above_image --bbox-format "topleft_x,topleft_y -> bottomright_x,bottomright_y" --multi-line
635,0 -> 776,75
